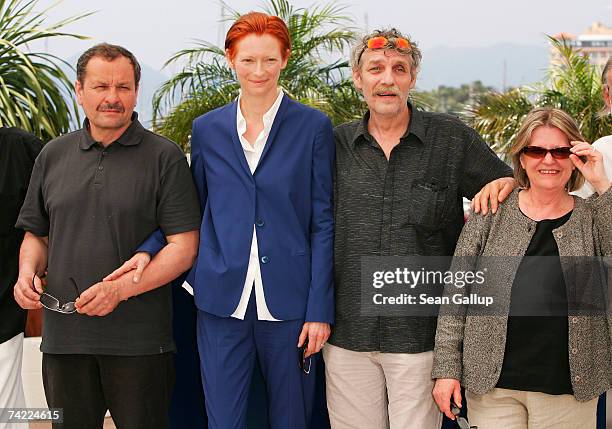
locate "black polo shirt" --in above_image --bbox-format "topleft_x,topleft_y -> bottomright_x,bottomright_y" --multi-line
331,105 -> 512,353
0,128 -> 42,343
16,114 -> 201,355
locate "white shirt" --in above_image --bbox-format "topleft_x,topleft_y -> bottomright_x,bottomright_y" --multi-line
573,135 -> 612,198
230,88 -> 285,321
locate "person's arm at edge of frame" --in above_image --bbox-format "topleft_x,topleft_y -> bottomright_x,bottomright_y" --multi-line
463,128 -> 516,215
590,184 -> 612,360
13,136 -> 47,310
570,142 -> 612,354
297,115 -> 335,358
431,208 -> 491,420
13,232 -> 48,310
571,141 -> 612,247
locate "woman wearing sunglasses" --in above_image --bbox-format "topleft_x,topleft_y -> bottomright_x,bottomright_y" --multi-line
432,107 -> 611,428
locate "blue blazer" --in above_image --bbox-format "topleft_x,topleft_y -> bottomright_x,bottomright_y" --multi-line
141,96 -> 335,323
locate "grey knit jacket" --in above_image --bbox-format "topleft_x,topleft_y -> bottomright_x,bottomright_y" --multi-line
432,188 -> 612,402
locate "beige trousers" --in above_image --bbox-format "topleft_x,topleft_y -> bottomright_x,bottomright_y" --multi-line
466,388 -> 598,429
323,344 -> 442,429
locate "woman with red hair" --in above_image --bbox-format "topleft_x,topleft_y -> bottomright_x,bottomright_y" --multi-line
191,13 -> 334,427
120,11 -> 335,428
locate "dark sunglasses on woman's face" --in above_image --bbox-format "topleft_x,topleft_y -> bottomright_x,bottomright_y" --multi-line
521,146 -> 572,159
33,274 -> 81,314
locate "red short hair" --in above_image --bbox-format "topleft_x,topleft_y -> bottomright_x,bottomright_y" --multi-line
225,12 -> 291,61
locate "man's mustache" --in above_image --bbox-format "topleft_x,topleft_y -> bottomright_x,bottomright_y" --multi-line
98,103 -> 124,112
374,87 -> 401,96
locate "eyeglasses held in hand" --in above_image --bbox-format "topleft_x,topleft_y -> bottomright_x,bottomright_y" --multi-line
299,340 -> 311,375
521,146 -> 572,159
451,401 -> 477,429
33,274 -> 81,314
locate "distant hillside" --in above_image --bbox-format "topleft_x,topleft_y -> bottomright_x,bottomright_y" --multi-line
417,44 -> 549,91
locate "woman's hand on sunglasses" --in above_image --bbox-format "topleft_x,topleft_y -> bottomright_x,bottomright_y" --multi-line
570,141 -> 611,195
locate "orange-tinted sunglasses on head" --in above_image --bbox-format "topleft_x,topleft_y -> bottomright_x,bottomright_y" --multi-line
357,36 -> 412,64
366,36 -> 410,50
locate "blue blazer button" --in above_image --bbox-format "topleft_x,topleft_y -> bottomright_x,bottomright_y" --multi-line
261,256 -> 269,264
256,219 -> 265,227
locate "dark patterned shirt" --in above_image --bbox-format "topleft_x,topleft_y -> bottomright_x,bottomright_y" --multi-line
330,105 -> 512,353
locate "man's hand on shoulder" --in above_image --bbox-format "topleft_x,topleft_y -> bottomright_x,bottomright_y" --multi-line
471,177 -> 516,215
75,279 -> 127,317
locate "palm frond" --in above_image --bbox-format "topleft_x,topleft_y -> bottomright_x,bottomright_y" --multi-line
152,0 -> 361,143
467,36 -> 612,159
465,89 -> 533,160
0,0 -> 91,141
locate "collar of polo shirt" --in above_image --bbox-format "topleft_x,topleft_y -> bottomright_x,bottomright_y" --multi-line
79,112 -> 144,149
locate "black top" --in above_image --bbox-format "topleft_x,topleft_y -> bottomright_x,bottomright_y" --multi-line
497,210 -> 573,394
330,105 -> 513,353
16,114 -> 201,355
0,128 -> 42,343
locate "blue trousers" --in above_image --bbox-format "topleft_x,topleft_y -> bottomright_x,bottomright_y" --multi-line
169,285 -> 207,428
197,293 -> 316,429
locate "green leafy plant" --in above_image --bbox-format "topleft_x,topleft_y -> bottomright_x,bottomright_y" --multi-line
465,36 -> 611,160
152,0 -> 364,150
0,0 -> 91,141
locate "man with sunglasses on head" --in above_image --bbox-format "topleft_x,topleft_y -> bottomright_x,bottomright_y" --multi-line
13,43 -> 201,429
323,28 -> 514,428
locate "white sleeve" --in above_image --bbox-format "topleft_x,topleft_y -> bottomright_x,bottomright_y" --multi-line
572,136 -> 612,198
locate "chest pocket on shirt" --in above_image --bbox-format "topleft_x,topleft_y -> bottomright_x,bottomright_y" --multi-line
407,179 -> 449,229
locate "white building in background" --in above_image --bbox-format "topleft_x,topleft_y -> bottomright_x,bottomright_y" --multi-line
551,22 -> 612,67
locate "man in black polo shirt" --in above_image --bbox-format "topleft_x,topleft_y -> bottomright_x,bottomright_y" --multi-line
0,128 -> 41,421
13,43 -> 200,429
322,29 -> 514,428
